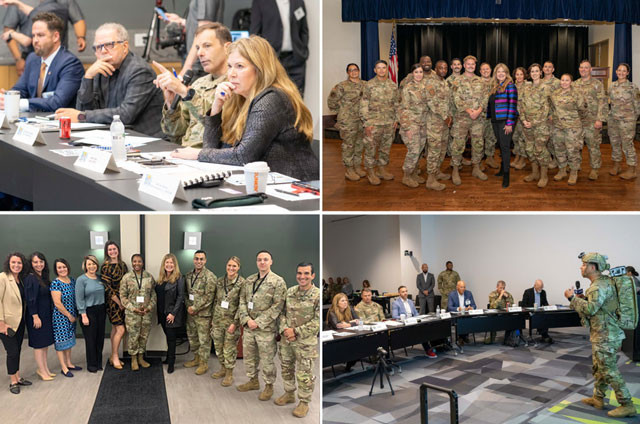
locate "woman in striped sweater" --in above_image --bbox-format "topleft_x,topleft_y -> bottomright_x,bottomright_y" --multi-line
487,63 -> 518,188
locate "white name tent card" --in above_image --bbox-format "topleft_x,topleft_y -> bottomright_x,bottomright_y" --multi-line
543,305 -> 558,311
74,147 -> 120,174
507,306 -> 523,312
440,312 -> 452,319
404,317 -> 419,325
370,323 -> 387,332
469,309 -> 484,315
13,123 -> 45,145
0,112 -> 10,129
139,173 -> 188,203
321,331 -> 334,342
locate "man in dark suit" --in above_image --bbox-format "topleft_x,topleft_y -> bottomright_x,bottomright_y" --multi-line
0,12 -> 83,112
522,279 -> 553,343
250,0 -> 308,95
416,263 -> 435,314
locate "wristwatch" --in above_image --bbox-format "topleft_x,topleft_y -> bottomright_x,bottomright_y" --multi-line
77,113 -> 86,122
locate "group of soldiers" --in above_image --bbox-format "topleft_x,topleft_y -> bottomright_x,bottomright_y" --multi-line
125,250 -> 319,419
328,54 -> 640,190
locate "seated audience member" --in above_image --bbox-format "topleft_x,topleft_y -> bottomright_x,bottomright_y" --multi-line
391,286 -> 436,358
171,36 -> 319,181
0,12 -> 83,112
341,277 -> 354,297
55,23 -> 164,138
485,280 -> 514,344
448,281 -> 476,344
354,288 -> 385,323
362,280 -> 371,290
157,23 -> 231,147
326,292 -> 359,372
522,279 -> 553,343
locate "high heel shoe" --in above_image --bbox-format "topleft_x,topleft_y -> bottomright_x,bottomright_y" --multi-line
36,370 -> 54,381
48,372 -> 56,377
108,358 -> 123,370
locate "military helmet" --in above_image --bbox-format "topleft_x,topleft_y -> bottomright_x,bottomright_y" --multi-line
578,252 -> 610,271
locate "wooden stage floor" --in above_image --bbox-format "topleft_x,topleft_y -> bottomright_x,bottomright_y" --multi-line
322,138 -> 640,211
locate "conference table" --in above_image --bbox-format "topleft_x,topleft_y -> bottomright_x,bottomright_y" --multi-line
0,116 -> 319,211
322,307 -> 582,370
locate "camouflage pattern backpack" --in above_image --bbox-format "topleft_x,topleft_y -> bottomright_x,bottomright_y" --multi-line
609,266 -> 639,330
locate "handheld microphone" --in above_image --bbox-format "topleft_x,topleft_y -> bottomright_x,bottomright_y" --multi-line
170,69 -> 194,110
575,280 -> 584,296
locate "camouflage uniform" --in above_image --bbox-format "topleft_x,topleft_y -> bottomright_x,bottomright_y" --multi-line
120,270 -> 156,355
185,267 -> 217,361
573,77 -> 607,169
608,80 -> 640,166
512,81 -> 531,157
437,269 -> 461,309
161,74 -> 226,147
360,77 -> 399,168
211,274 -> 244,369
570,267 -> 631,405
481,78 -> 497,157
327,79 -> 367,167
354,300 -> 385,323
446,74 -> 463,156
400,69 -> 436,89
278,284 -> 320,403
550,87 -> 587,171
519,82 -> 553,165
238,271 -> 287,384
398,79 -> 428,173
451,75 -> 488,166
425,78 -> 451,175
488,290 -> 514,309
543,77 -> 561,161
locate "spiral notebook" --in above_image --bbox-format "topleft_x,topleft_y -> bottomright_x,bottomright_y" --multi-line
176,169 -> 233,188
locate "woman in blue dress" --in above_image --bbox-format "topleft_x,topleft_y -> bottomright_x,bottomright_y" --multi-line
24,252 -> 55,381
50,258 -> 80,377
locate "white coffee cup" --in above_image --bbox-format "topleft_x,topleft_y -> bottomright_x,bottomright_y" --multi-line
5,90 -> 20,121
244,161 -> 270,194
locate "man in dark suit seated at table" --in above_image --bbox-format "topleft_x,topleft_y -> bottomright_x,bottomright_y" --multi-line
522,279 -> 553,343
391,286 -> 437,358
55,22 -> 165,138
0,12 -> 83,112
447,281 -> 477,345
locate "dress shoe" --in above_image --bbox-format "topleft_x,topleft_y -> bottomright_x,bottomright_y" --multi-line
68,366 -> 82,371
62,370 -> 74,378
9,383 -> 20,394
17,378 -> 32,386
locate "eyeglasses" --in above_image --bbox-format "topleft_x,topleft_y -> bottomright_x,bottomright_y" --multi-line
347,68 -> 359,72
92,40 -> 125,53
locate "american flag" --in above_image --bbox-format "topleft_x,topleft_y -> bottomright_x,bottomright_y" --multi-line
388,24 -> 399,85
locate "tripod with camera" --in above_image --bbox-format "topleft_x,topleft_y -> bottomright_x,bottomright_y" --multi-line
369,346 -> 397,396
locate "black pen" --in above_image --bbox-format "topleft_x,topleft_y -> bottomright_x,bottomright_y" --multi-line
275,188 -> 298,197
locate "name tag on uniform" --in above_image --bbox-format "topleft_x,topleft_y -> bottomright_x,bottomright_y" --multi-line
136,296 -> 144,303
221,300 -> 229,309
248,301 -> 254,310
294,7 -> 305,21
189,294 -> 195,301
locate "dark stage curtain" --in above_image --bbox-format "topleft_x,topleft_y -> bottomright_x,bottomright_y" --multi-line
342,0 -> 640,24
396,24 -> 588,82
613,23 -> 632,81
361,21 -> 380,81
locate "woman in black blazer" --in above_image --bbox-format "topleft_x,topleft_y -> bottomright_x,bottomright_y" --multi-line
155,253 -> 185,374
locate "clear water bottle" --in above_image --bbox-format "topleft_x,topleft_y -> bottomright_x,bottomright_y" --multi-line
110,115 -> 126,162
436,305 -> 441,318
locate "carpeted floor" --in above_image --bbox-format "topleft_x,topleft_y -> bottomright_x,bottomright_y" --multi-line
322,329 -> 640,423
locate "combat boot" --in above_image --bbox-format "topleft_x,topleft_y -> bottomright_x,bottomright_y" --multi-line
548,159 -> 558,169
355,166 -> 367,177
211,366 -> 226,379
515,156 -> 527,170
274,391 -> 296,406
619,165 -> 637,180
524,163 -> 539,182
471,164 -> 488,181
131,355 -> 139,371
451,166 -> 461,186
436,170 -> 451,180
138,353 -> 150,368
366,168 -> 381,185
426,174 -> 445,191
607,403 -> 637,418
412,168 -> 426,184
184,354 -> 199,368
402,171 -> 419,188
344,166 -> 360,181
376,166 -> 394,180
567,169 -> 578,185
292,401 -> 309,418
537,166 -> 549,188
588,168 -> 598,180
236,376 -> 260,392
461,157 -> 471,166
553,166 -> 567,181
258,383 -> 274,401
221,368 -> 234,387
581,396 -> 603,409
609,161 -> 621,176
195,358 -> 209,375
510,155 -> 519,168
485,156 -> 499,169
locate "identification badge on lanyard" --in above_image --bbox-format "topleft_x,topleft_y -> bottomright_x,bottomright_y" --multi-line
248,301 -> 254,310
221,300 -> 229,309
189,294 -> 195,301
136,296 -> 144,303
